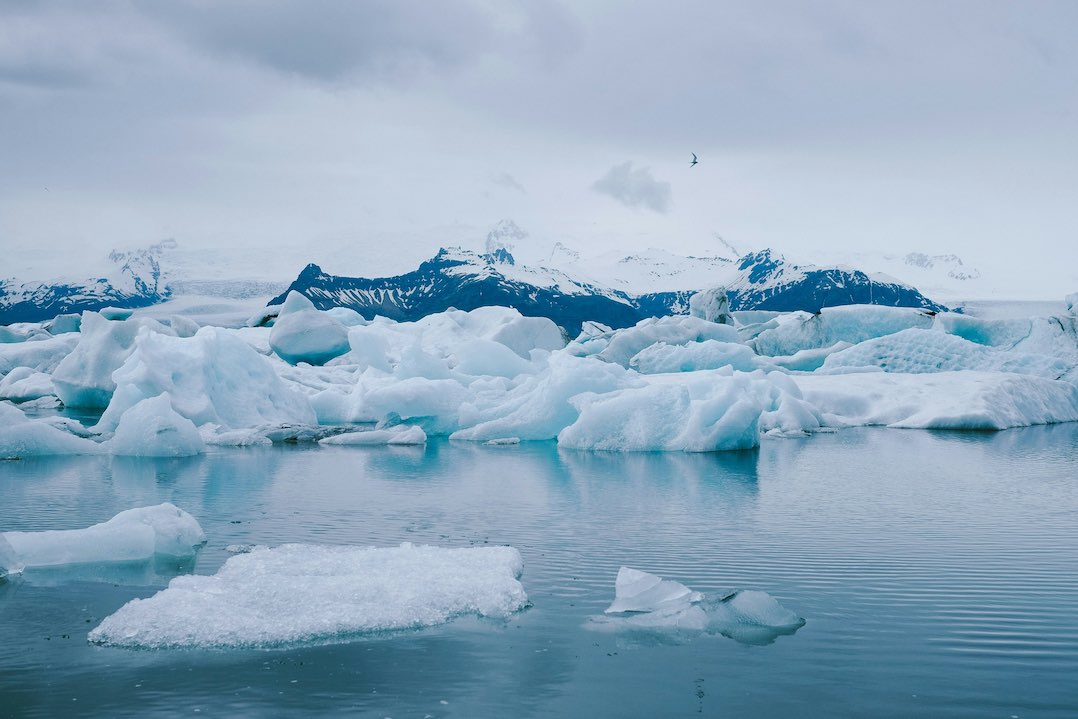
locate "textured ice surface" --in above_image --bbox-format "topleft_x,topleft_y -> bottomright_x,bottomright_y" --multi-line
94,326 -> 316,432
109,393 -> 204,457
318,425 -> 427,445
2,504 -> 205,568
269,292 -> 350,366
594,567 -> 804,644
89,543 -> 527,649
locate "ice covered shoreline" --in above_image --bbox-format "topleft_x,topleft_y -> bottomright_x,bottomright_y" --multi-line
2,293 -> 1077,457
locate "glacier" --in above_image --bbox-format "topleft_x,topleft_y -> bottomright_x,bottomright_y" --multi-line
88,543 -> 527,649
0,290 -> 1077,459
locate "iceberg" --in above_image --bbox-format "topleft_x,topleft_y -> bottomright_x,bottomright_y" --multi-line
0,366 -> 56,402
594,567 -> 804,644
0,401 -> 102,458
269,291 -> 351,366
108,393 -> 205,457
52,312 -> 175,408
0,332 -> 79,375
89,543 -> 527,649
1,504 -> 205,569
688,286 -> 733,325
94,326 -> 316,432
751,305 -> 935,357
795,370 -> 1078,430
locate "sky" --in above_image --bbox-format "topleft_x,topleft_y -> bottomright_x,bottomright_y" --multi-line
1,0 -> 1077,294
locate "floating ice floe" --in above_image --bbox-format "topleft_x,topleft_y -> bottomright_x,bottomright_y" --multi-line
1,504 -> 205,572
0,332 -> 79,375
592,567 -> 805,645
751,305 -> 935,357
318,425 -> 427,446
89,543 -> 527,649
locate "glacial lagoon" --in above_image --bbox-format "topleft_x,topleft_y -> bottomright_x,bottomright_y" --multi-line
2,426 -> 1077,718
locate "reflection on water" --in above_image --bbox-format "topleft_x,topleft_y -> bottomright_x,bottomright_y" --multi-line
1,425 -> 1077,717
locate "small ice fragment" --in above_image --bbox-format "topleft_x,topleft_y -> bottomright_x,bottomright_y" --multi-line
605,567 -> 703,614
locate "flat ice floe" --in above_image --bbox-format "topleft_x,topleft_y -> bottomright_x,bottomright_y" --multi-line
89,543 -> 528,649
591,567 -> 805,645
1,504 -> 205,571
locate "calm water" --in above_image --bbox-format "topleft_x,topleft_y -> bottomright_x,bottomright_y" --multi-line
2,426 -> 1077,718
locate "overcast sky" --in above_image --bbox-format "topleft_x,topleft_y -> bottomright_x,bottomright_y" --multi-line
2,0 -> 1077,291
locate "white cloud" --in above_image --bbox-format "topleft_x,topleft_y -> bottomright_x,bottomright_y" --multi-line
592,162 -> 671,213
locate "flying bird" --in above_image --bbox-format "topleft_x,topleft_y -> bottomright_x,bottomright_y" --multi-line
690,153 -> 698,168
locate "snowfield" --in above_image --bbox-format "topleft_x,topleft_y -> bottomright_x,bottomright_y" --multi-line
1,291 -> 1077,457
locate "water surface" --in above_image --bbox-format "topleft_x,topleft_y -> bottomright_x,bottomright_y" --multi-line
2,426 -> 1077,717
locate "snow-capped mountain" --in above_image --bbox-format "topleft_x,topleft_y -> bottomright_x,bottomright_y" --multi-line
0,241 -> 173,324
271,246 -> 946,335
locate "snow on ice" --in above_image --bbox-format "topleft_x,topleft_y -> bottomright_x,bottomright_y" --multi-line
89,543 -> 527,648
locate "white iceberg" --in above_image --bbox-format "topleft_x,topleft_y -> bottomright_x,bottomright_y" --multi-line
109,393 -> 205,457
751,305 -> 935,357
795,370 -> 1078,430
0,533 -> 22,578
269,292 -> 351,366
688,286 -> 733,325
94,326 -> 316,432
89,543 -> 528,649
52,312 -> 175,408
0,366 -> 56,402
0,332 -> 79,375
0,401 -> 102,458
1,503 -> 205,569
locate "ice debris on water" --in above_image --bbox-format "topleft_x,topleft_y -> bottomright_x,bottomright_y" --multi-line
593,567 -> 805,645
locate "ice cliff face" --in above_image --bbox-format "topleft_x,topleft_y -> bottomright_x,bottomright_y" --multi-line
0,241 -> 172,324
271,247 -> 946,335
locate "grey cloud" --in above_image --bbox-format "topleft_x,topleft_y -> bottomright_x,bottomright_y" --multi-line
592,162 -> 671,213
141,0 -> 499,84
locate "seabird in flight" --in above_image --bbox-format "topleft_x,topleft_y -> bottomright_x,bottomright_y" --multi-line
690,153 -> 698,167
